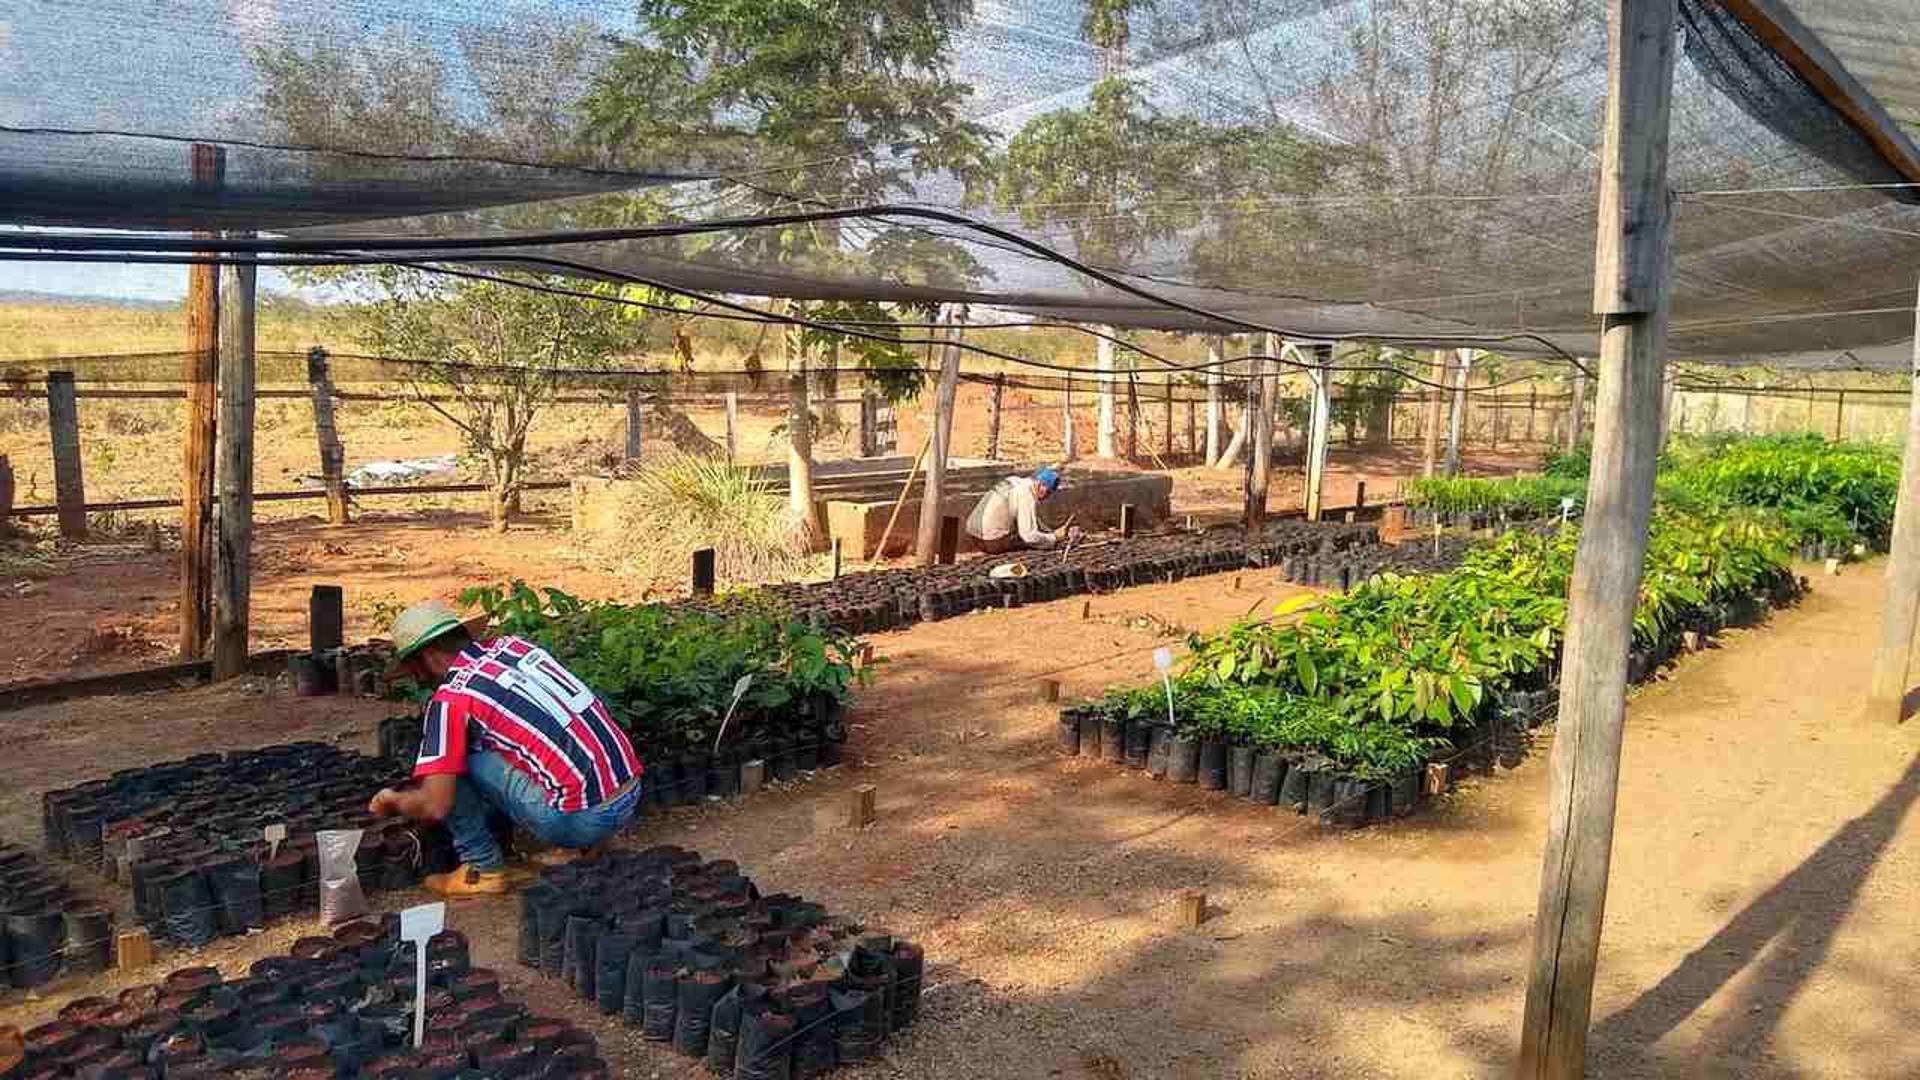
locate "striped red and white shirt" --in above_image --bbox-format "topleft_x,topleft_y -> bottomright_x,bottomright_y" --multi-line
412,636 -> 642,812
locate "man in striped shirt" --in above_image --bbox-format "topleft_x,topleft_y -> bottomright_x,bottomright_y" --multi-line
368,601 -> 643,896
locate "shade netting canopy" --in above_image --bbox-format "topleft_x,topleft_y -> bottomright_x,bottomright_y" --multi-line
5,0 -> 1920,367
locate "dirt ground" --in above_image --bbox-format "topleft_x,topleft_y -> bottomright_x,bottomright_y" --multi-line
2,557 -> 1916,1078
0,416 -> 1539,685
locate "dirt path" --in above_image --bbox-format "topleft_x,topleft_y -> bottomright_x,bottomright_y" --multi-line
5,560 -> 1917,1076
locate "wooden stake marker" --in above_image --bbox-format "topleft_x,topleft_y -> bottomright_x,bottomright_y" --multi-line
1038,678 -> 1061,703
1423,762 -> 1450,797
740,759 -> 766,796
848,784 -> 877,828
1179,890 -> 1207,929
115,928 -> 155,972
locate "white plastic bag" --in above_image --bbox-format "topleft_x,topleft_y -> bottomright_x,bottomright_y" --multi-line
316,828 -> 370,925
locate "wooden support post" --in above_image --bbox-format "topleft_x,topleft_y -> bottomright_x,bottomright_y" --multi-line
1423,352 -> 1446,477
212,255 -> 257,681
1567,368 -> 1588,450
987,373 -> 1005,459
1185,398 -> 1197,458
1096,331 -> 1118,458
788,369 -> 823,548
1118,503 -> 1136,538
1205,337 -> 1225,466
1038,678 -> 1061,703
306,347 -> 348,524
1866,276 -> 1920,722
1126,370 -> 1140,461
115,928 -> 155,972
309,585 -> 344,654
938,515 -> 961,565
181,142 -> 223,662
0,454 -> 13,533
1178,890 -> 1207,929
1833,389 -> 1846,441
1517,2 -> 1677,1075
1163,379 -> 1175,458
1356,480 -> 1367,509
725,391 -> 739,462
847,784 -> 877,828
1245,337 -> 1274,526
916,307 -> 964,566
831,537 -> 843,580
1062,374 -> 1077,461
1445,348 -> 1474,476
46,372 -> 86,541
691,548 -> 716,597
1305,343 -> 1333,523
624,388 -> 644,461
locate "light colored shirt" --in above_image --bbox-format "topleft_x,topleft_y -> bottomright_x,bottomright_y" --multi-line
965,476 -> 1056,547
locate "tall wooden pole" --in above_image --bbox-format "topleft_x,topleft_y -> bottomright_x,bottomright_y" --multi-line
1096,330 -> 1118,458
212,257 -> 257,681
1567,367 -> 1588,451
1304,343 -> 1333,522
307,348 -> 348,525
1245,335 -> 1274,526
46,372 -> 86,541
180,143 -> 223,661
1423,352 -> 1446,477
1205,336 -> 1225,466
725,391 -> 739,462
916,307 -> 964,565
1445,348 -> 1474,476
1062,374 -> 1077,460
784,305 -> 824,549
1516,1 -> 1677,1076
987,373 -> 1005,459
1865,276 -> 1920,723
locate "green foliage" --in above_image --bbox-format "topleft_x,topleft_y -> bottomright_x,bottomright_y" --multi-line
1402,475 -> 1585,517
458,581 -> 869,754
797,301 -> 924,402
600,452 -> 811,587
1096,510 -> 1791,776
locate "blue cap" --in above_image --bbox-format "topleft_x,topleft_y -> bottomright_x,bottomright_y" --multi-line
1035,467 -> 1061,492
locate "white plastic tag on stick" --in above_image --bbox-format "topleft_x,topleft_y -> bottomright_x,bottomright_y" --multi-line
263,823 -> 287,861
1153,647 -> 1176,728
399,901 -> 447,1048
712,674 -> 755,755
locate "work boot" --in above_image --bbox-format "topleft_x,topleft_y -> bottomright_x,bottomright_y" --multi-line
423,864 -> 517,897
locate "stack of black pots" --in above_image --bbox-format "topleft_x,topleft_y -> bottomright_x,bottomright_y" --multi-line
3,920 -> 610,1080
1278,532 -> 1479,591
2,842 -> 112,995
41,744 -> 446,948
519,845 -> 924,1078
673,520 -> 1380,635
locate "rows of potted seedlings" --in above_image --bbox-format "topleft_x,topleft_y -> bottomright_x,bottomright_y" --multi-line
2,843 -> 111,993
5,919 -> 610,1080
1060,511 -> 1803,827
518,846 -> 923,1078
40,744 -> 450,949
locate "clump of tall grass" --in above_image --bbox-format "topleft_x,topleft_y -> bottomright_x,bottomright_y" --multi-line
604,452 -> 813,587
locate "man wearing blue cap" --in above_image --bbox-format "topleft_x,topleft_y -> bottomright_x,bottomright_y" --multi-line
965,467 -> 1080,555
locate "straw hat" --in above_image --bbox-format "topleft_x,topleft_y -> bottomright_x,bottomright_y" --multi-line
387,600 -> 488,671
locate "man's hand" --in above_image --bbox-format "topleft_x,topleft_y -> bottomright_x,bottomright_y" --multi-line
368,788 -> 402,818
1059,525 -> 1085,544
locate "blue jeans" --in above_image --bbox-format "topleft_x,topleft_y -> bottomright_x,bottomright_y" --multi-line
444,747 -> 641,871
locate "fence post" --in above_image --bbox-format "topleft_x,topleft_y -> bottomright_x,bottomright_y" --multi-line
306,347 -> 349,524
1126,370 -> 1140,461
1186,397 -> 1197,458
0,453 -> 13,533
860,391 -> 876,457
1062,374 -> 1077,461
46,372 -> 86,541
624,388 -> 644,462
212,255 -> 257,681
1096,332 -> 1117,457
725,390 -> 739,462
181,141 -> 223,661
987,374 -> 1005,459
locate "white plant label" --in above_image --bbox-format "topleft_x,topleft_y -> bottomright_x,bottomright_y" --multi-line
1153,647 -> 1177,728
1560,496 -> 1574,524
263,823 -> 287,860
712,674 -> 755,755
400,901 -> 447,1048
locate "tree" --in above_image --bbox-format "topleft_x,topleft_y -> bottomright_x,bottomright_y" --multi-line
315,267 -> 638,532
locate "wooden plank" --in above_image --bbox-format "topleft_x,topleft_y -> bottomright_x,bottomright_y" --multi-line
212,257 -> 257,681
1517,1 -> 1678,1076
915,307 -> 964,565
46,372 -> 87,541
181,143 -> 224,662
306,347 -> 349,524
1178,890 -> 1207,929
0,649 -> 296,712
1866,275 -> 1920,722
1718,0 -> 1920,186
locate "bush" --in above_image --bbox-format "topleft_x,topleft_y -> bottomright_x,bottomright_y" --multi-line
1402,474 -> 1585,518
601,452 -> 813,587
